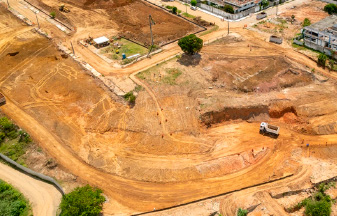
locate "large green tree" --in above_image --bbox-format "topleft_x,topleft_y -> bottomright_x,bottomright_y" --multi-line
324,3 -> 337,15
178,34 -> 203,55
60,185 -> 105,216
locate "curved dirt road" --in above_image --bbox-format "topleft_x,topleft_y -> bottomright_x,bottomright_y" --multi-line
0,162 -> 62,216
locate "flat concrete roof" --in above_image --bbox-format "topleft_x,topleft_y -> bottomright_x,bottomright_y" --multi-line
305,15 -> 337,32
93,36 -> 109,44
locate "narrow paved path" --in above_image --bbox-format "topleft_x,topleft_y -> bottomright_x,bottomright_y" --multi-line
0,162 -> 62,216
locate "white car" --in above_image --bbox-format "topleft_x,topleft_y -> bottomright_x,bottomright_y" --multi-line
190,6 -> 197,10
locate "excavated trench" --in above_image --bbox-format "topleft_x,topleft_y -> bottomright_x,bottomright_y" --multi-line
200,104 -> 297,126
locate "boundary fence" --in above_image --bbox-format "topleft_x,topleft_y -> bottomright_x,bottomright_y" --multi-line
0,153 -> 65,196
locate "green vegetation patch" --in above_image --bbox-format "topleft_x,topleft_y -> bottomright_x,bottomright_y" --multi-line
60,185 -> 105,216
101,38 -> 148,61
237,208 -> 248,216
200,25 -> 219,36
0,179 -> 31,216
287,182 -> 335,215
162,68 -> 182,85
0,117 -> 32,166
182,12 -> 196,19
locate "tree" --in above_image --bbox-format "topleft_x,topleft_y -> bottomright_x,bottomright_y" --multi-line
303,18 -> 311,27
191,0 -> 197,7
172,6 -> 178,14
59,185 -> 105,216
178,34 -> 203,55
318,53 -> 327,68
223,5 -> 234,14
50,11 -> 56,19
324,3 -> 337,15
124,91 -> 136,104
261,0 -> 269,8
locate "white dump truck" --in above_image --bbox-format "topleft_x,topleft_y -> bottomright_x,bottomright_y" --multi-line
259,122 -> 279,138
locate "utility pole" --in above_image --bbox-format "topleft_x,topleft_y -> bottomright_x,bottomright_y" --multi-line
228,20 -> 229,35
186,3 -> 187,14
35,13 -> 40,29
276,3 -> 278,16
147,15 -> 156,57
7,0 -> 10,8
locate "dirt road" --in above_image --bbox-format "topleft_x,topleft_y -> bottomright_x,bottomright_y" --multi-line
0,162 -> 62,216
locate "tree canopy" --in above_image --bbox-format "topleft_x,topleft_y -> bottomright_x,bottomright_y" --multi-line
59,185 -> 105,216
191,0 -> 197,7
178,34 -> 203,55
224,5 -> 234,14
303,18 -> 311,27
324,3 -> 337,15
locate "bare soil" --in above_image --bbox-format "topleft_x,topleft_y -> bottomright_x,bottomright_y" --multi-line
2,1 -> 337,215
28,0 -> 202,46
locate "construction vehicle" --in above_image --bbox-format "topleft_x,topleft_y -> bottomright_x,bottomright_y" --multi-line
259,122 -> 279,138
59,4 -> 70,13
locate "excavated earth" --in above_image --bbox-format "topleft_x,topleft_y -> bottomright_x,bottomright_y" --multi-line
2,4 -> 337,215
27,0 -> 202,46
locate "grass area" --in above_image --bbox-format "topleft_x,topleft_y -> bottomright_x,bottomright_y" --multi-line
100,38 -> 148,61
0,179 -> 32,216
162,68 -> 182,85
0,117 -> 32,166
136,58 -> 182,85
182,12 -> 196,19
200,25 -> 219,36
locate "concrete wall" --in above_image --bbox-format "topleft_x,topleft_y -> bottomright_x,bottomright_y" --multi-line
319,0 -> 337,3
199,3 -> 258,19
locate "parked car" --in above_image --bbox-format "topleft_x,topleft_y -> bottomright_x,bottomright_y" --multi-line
190,6 -> 197,10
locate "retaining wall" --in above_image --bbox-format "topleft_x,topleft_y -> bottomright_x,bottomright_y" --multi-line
0,153 -> 65,196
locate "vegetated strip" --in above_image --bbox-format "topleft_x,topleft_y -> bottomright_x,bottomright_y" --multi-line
120,36 -> 149,49
0,178 -> 31,216
0,153 -> 65,196
132,174 -> 294,216
23,0 -> 74,31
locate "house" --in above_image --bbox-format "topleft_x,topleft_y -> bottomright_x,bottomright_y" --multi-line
302,15 -> 337,54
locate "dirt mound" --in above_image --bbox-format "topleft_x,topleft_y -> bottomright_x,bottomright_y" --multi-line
269,101 -> 297,118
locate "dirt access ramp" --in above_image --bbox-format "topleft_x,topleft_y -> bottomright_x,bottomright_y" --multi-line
0,162 -> 62,216
28,0 -> 203,46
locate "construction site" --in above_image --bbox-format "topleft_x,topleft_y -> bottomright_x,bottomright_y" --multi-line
1,0 -> 337,215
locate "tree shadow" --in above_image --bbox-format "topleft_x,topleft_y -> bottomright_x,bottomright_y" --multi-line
177,53 -> 201,66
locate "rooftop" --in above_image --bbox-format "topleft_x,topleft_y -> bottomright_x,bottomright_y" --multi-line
93,36 -> 109,44
305,15 -> 337,32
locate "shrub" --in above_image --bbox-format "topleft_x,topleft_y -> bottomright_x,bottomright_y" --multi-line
318,53 -> 327,68
303,18 -> 311,27
324,3 -> 337,15
178,34 -> 203,55
50,11 -> 56,19
261,0 -> 269,8
172,6 -> 178,14
237,208 -> 248,216
191,0 -> 197,6
223,5 -> 234,14
124,92 -> 136,104
0,180 -> 30,216
59,185 -> 105,216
